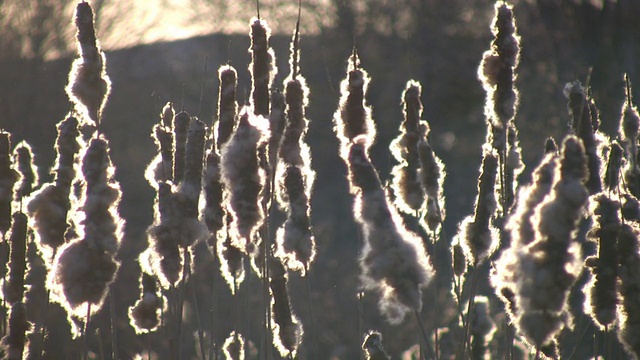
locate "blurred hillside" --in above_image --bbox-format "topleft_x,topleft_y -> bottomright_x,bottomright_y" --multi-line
1,0 -> 640,358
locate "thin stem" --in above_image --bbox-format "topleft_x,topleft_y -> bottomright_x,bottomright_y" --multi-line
357,292 -> 364,360
459,264 -> 480,360
83,303 -> 91,360
414,310 -> 436,360
176,247 -> 191,360
110,288 -> 118,360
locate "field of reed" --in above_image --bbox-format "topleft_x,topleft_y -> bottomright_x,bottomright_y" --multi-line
0,1 -> 639,359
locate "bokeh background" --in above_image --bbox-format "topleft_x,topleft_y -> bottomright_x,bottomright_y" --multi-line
1,0 -> 640,358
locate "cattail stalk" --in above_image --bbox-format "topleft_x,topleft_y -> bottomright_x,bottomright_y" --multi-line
417,119 -> 446,236
4,212 -> 27,305
172,111 -> 190,185
65,2 -> 110,124
217,66 -> 238,148
362,331 -> 390,360
347,137 -> 432,324
129,272 -> 164,334
470,296 -> 496,360
621,76 -> 640,198
13,143 -> 38,202
1,302 -> 30,360
222,331 -> 245,360
616,223 -> 640,359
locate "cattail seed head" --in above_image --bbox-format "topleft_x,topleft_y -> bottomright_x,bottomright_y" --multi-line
66,1 -> 110,123
218,234 -> 245,295
452,242 -> 467,277
604,143 -> 623,192
129,272 -> 164,334
4,212 -> 27,305
470,296 -> 496,360
172,111 -> 190,184
203,146 -> 224,235
348,138 -> 433,323
362,331 -> 390,360
13,143 -> 38,201
278,77 -> 310,167
270,258 -> 303,357
584,194 -> 619,329
564,81 -> 602,194
417,131 -> 446,235
0,132 -> 19,235
390,81 -> 425,215
616,223 -> 640,359
220,109 -> 269,252
250,18 -> 275,117
217,65 -> 238,148
457,148 -> 499,264
1,302 -> 31,360
513,135 -> 589,347
334,53 -> 375,159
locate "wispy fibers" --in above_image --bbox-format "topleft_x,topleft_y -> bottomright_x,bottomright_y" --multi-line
250,18 -> 275,117
512,136 -> 588,349
334,51 -> 375,160
220,109 -> 269,253
362,331 -> 390,360
584,194 -> 619,329
616,223 -> 640,359
129,272 -> 164,334
478,1 -> 521,210
347,137 -> 432,324
65,1 -> 110,124
269,258 -> 303,357
390,81 -> 425,215
27,115 -> 82,257
13,143 -> 38,201
49,136 -> 122,318
0,132 -> 19,235
456,148 -> 499,264
564,81 -> 603,195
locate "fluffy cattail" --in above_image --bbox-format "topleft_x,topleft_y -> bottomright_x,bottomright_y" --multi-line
623,194 -> 640,223
0,132 -> 19,235
514,136 -> 589,348
504,123 -> 524,209
13,143 -> 38,201
616,223 -> 640,359
362,331 -> 390,360
180,117 -> 206,219
584,194 -> 619,329
274,38 -> 315,274
390,81 -> 425,214
470,296 -> 496,360
417,127 -> 446,235
222,331 -> 245,360
334,51 -> 375,159
172,111 -> 190,184
564,81 -> 603,194
129,272 -> 164,333
4,212 -> 27,305
218,234 -> 245,295
146,103 -> 174,186
452,242 -> 467,278
348,137 -> 433,323
457,148 -> 499,264
217,65 -> 238,148
250,18 -> 275,117
65,2 -> 110,123
50,137 -> 122,316
270,258 -> 303,357
147,182 -> 183,287
27,115 -> 82,254
1,302 -> 31,360
220,109 -> 269,253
